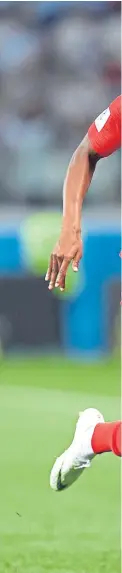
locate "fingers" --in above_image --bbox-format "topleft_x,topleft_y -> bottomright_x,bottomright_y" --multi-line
58,272 -> 65,292
45,255 -> 53,283
55,257 -> 70,290
48,254 -> 59,290
45,254 -> 63,290
45,254 -> 58,288
72,245 -> 82,272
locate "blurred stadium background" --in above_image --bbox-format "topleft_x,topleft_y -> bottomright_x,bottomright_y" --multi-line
0,2 -> 121,573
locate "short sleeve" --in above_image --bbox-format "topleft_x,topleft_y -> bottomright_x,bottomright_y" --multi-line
88,96 -> 121,157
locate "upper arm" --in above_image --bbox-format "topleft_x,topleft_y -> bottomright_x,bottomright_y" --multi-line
88,96 -> 121,158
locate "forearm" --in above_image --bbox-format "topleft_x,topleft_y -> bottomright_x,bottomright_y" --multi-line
63,136 -> 98,230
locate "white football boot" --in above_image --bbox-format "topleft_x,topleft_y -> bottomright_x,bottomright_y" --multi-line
50,408 -> 104,491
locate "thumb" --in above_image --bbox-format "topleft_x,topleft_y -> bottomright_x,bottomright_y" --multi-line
72,247 -> 82,272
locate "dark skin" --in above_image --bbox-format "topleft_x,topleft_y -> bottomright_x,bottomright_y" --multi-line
45,134 -> 101,291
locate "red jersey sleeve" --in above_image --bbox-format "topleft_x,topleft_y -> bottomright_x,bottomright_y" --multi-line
88,95 -> 121,157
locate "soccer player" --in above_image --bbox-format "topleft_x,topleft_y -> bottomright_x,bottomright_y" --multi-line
45,95 -> 121,490
46,95 -> 121,292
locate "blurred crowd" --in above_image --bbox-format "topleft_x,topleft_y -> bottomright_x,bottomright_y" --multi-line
0,1 -> 121,207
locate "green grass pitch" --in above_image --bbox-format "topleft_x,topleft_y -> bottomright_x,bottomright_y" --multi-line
0,355 -> 121,573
